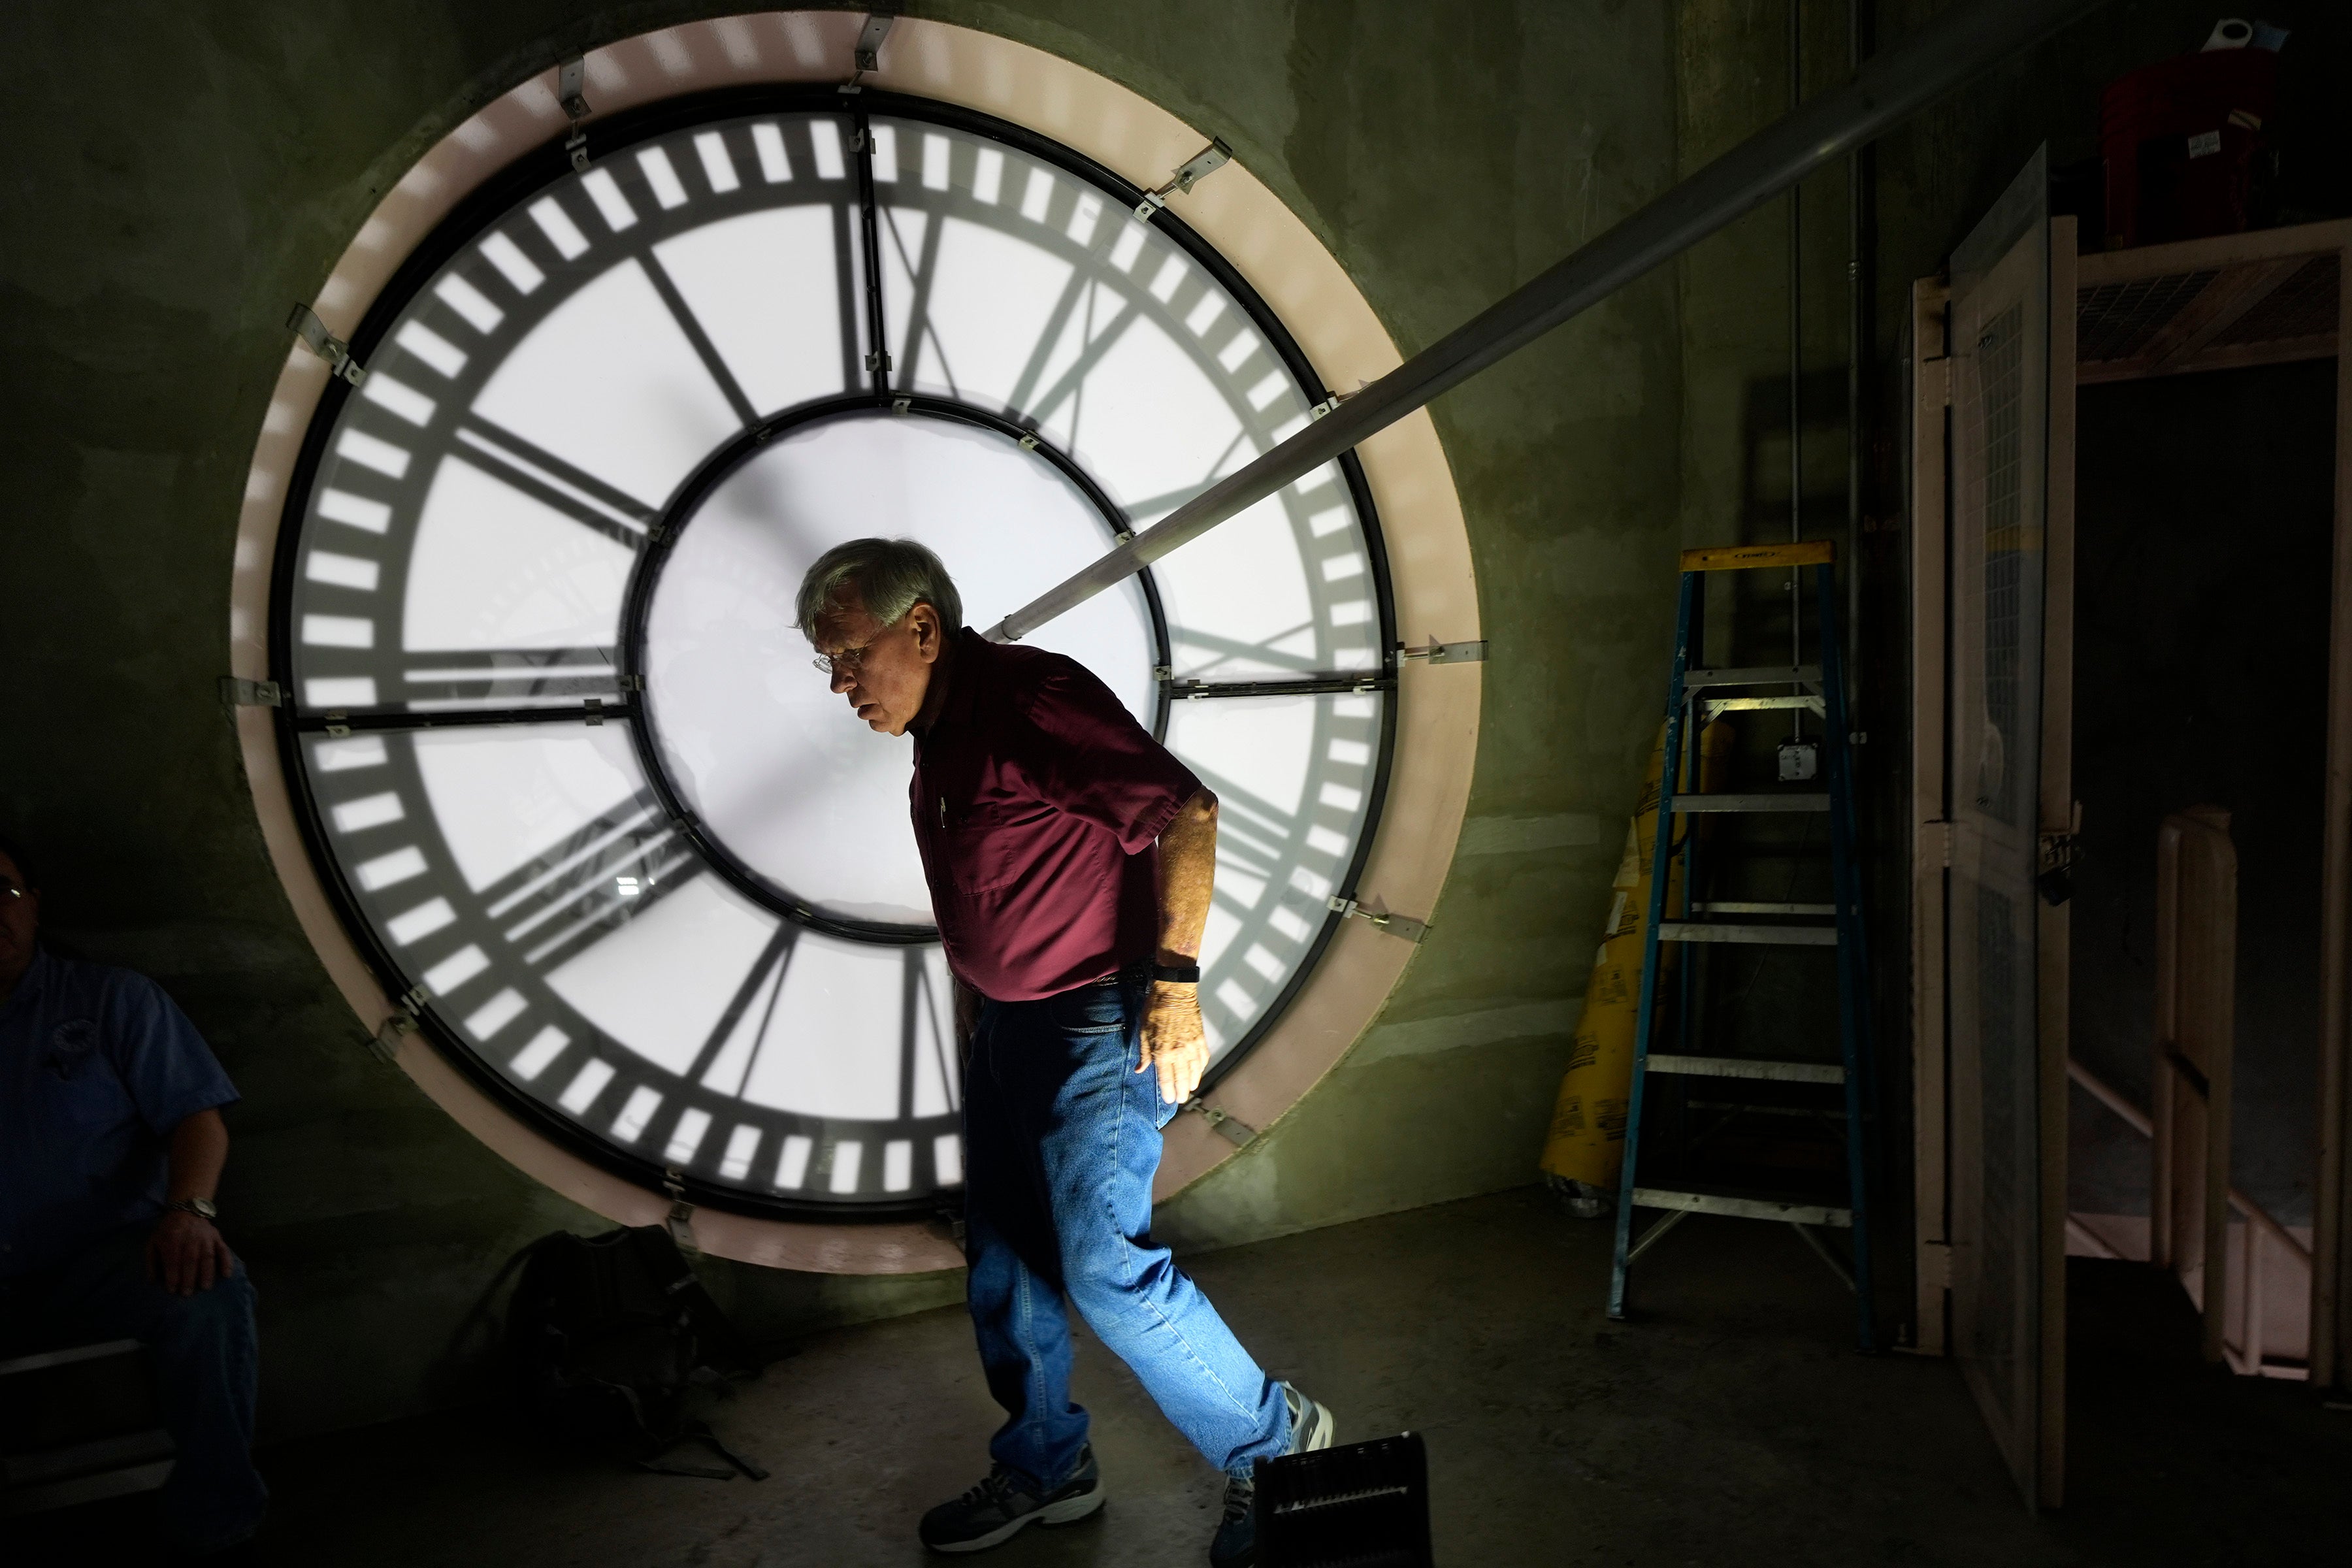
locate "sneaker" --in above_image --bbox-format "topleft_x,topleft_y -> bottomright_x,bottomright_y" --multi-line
1209,1384 -> 1335,1567
919,1446 -> 1103,1554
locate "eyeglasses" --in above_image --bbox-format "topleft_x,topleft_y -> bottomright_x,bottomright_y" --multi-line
1,882 -> 24,901
810,636 -> 883,679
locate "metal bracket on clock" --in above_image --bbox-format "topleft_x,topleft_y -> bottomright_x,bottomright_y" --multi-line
287,303 -> 367,387
662,1168 -> 700,1254
1134,139 -> 1233,221
1184,1096 -> 1258,1147
1327,895 -> 1430,943
1397,638 -> 1487,666
1307,385 -> 1363,421
559,57 -> 593,171
220,676 -> 284,709
840,4 -> 900,93
368,987 -> 426,1066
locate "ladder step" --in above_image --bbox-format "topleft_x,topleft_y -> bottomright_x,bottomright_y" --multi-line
1645,1053 -> 1845,1085
1702,694 -> 1825,719
1629,1188 -> 1854,1228
1657,920 -> 1838,947
1680,542 -> 1835,573
1694,901 -> 1835,916
1682,664 -> 1820,691
1670,793 -> 1830,813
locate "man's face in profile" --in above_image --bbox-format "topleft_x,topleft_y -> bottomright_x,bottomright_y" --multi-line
812,593 -> 947,738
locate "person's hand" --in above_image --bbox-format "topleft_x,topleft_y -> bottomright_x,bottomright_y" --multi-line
1139,981 -> 1209,1104
147,1210 -> 236,1297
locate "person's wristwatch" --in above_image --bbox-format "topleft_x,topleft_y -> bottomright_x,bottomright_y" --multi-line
165,1198 -> 219,1221
1150,962 -> 1201,985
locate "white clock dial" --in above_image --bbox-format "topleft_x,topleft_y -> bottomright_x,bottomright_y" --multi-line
278,95 -> 1396,1215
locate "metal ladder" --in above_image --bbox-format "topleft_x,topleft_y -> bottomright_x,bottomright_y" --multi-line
1606,541 -> 1876,1350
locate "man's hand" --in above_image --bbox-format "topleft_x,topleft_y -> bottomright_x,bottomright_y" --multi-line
1139,981 -> 1210,1104
147,1210 -> 236,1297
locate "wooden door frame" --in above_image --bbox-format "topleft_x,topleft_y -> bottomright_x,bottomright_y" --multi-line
1916,216 -> 2352,1397
1919,189 -> 2068,1509
2323,244 -> 2352,1392
2036,217 -> 2078,1509
1909,276 -> 1953,1357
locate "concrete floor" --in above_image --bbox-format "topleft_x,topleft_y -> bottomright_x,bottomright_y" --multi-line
26,1188 -> 2352,1566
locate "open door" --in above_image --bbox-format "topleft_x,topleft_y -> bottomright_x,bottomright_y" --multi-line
1934,147 -> 2074,1511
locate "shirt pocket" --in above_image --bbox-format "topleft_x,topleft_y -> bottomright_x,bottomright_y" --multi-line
941,798 -> 1037,894
42,1020 -> 135,1133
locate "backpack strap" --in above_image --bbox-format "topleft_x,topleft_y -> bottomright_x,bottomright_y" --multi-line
632,1421 -> 768,1481
683,1419 -> 770,1481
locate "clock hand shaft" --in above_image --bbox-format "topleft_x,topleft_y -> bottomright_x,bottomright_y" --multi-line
983,0 -> 2099,645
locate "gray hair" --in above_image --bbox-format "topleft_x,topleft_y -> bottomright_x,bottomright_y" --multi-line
795,537 -> 963,640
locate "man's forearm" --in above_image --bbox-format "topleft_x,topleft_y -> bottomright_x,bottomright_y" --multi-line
1156,789 -> 1218,963
167,1107 -> 229,1205
153,1107 -> 236,1296
1141,789 -> 1218,1100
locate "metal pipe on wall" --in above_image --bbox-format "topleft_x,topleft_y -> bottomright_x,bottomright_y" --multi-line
1789,0 -> 1805,699
1848,0 -> 1871,719
985,0 -> 2108,646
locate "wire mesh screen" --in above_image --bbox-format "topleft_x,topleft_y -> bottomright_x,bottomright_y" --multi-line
2213,253 -> 2340,349
1944,146 -> 2051,1509
1978,302 -> 2027,828
2075,270 -> 2216,365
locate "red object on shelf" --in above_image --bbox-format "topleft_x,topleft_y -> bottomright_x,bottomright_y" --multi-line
2100,46 -> 2278,249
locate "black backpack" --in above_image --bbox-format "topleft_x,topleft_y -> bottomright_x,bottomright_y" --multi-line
506,1226 -> 768,1479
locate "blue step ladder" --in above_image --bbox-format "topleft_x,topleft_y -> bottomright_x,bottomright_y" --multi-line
1607,541 -> 1876,1350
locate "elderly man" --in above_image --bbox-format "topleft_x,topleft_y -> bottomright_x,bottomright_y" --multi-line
800,539 -> 1332,1564
0,838 -> 266,1556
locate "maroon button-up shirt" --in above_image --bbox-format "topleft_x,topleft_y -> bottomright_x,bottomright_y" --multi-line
911,629 -> 1200,1002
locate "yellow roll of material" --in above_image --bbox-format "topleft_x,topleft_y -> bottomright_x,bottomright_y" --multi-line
1539,718 -> 1730,1193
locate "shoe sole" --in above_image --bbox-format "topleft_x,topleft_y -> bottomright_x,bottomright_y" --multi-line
1292,1394 -> 1337,1454
924,1486 -> 1104,1554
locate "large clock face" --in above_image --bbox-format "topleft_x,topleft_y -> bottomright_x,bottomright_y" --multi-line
277,93 -> 1396,1215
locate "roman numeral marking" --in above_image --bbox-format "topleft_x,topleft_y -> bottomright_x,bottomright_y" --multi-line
640,250 -> 759,428
1116,470 -> 1228,529
1015,284 -> 1141,446
1173,625 -> 1326,679
833,201 -> 866,394
1197,777 -> 1295,895
898,946 -> 956,1122
454,421 -> 655,551
682,923 -> 799,1091
882,199 -> 956,398
401,646 -> 620,708
996,244 -> 1092,417
472,793 -> 698,970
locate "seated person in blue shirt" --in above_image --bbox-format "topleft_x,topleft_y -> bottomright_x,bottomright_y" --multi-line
0,837 -> 267,1555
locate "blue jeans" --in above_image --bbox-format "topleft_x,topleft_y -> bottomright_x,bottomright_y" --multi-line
963,964 -> 1290,1489
0,1224 -> 267,1553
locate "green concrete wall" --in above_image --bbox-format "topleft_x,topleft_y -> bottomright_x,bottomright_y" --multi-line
0,1 -> 1686,1438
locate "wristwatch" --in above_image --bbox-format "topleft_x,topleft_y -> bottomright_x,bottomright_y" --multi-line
1150,962 -> 1201,985
165,1198 -> 219,1221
